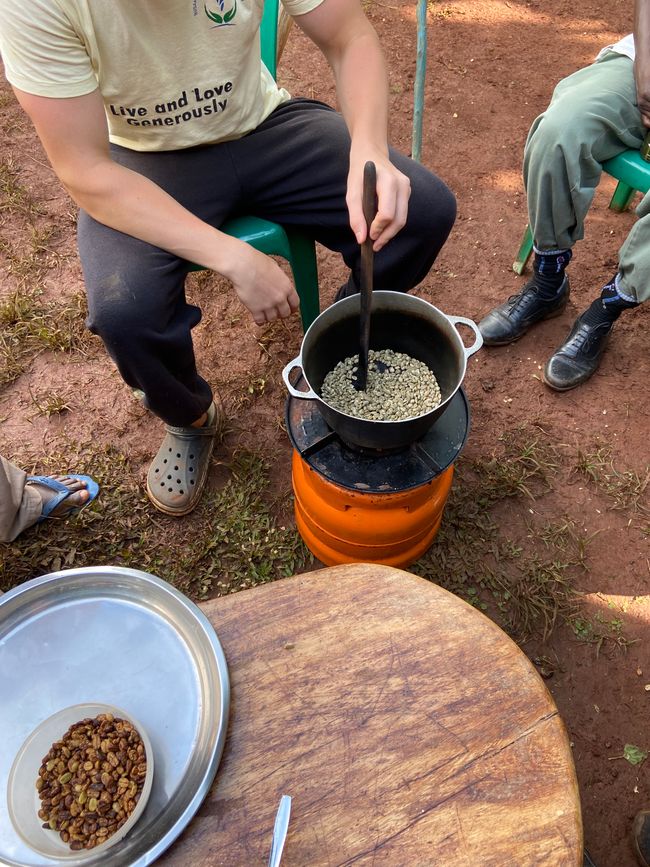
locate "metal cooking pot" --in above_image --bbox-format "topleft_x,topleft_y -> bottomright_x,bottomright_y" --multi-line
282,291 -> 482,450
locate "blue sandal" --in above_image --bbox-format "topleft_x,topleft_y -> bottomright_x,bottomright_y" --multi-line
26,475 -> 100,523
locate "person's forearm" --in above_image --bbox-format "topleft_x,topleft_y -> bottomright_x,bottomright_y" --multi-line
12,85 -> 299,323
294,0 -> 410,248
64,157 -> 299,323
64,159 -> 244,279
325,29 -> 390,155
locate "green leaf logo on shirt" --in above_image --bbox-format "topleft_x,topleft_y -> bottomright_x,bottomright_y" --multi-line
205,0 -> 237,26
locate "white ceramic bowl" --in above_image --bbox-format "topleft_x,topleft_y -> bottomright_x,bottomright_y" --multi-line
7,703 -> 154,861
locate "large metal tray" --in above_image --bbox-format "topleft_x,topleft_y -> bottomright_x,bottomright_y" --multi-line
0,566 -> 230,866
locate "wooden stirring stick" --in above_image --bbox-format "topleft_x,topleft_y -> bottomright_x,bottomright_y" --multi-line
355,161 -> 377,391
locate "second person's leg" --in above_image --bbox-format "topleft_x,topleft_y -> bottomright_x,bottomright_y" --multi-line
479,53 -> 645,347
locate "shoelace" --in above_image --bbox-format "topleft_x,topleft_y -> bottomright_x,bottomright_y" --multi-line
507,284 -> 539,312
562,317 -> 611,357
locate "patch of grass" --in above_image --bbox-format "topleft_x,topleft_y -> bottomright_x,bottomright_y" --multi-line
0,290 -> 93,386
30,291 -> 91,354
2,422 -> 640,651
486,557 -> 581,641
412,429 -> 620,644
179,450 -> 312,598
571,611 -> 638,655
0,288 -> 44,385
410,428 -> 644,649
538,518 -> 575,551
537,517 -> 595,565
28,387 -> 72,417
0,225 -> 60,284
0,333 -> 26,384
0,158 -> 43,218
0,445 -> 312,599
0,172 -> 84,385
473,430 -> 559,501
576,446 -> 649,516
0,286 -> 42,327
413,430 -> 562,623
575,446 -> 609,483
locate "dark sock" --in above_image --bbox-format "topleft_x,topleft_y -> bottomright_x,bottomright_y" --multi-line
582,273 -> 639,327
532,247 -> 572,298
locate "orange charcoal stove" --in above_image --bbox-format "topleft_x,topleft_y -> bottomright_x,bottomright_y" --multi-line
286,386 -> 470,568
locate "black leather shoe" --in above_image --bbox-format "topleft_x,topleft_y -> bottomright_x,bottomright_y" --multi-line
632,810 -> 650,866
478,276 -> 570,345
543,308 -> 613,391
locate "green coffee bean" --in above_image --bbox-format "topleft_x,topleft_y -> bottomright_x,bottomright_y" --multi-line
321,348 -> 442,421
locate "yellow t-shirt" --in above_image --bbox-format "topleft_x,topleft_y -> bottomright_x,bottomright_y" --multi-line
0,0 -> 323,151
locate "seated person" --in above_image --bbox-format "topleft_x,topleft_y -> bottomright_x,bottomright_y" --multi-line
0,455 -> 99,543
478,4 -> 648,391
0,0 -> 456,516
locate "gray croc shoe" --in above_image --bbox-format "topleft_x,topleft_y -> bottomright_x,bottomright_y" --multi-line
146,400 -> 224,516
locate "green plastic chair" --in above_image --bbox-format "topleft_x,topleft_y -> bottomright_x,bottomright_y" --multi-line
512,147 -> 650,275
188,0 -> 320,331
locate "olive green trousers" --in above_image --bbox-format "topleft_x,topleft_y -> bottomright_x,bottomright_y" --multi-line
0,456 -> 40,543
524,52 -> 649,302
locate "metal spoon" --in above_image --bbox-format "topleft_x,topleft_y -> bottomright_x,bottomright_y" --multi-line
355,161 -> 378,391
267,794 -> 292,867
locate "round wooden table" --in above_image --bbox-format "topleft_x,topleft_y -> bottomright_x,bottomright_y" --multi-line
159,564 -> 582,866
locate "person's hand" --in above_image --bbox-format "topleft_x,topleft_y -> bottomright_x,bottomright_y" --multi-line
346,148 -> 411,251
634,54 -> 650,128
228,242 -> 301,325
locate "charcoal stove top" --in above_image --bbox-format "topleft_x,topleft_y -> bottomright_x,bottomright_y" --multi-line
286,386 -> 470,494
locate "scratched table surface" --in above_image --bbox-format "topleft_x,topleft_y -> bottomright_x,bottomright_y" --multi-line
159,563 -> 582,866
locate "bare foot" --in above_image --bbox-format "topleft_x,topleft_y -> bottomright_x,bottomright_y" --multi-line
27,476 -> 90,518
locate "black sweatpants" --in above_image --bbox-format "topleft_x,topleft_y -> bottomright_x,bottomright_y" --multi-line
80,99 -> 456,426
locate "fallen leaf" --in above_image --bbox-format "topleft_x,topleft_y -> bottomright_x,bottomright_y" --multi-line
624,744 -> 647,765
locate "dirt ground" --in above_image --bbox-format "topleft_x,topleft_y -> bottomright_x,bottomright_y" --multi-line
1,0 -> 649,864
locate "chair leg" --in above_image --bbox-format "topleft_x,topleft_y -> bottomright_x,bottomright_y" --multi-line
513,224 -> 534,275
286,230 -> 320,331
609,180 -> 636,212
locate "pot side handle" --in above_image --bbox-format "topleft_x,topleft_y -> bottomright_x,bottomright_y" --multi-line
281,356 -> 319,400
447,316 -> 483,358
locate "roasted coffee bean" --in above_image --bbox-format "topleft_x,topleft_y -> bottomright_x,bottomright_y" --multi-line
35,713 -> 147,851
